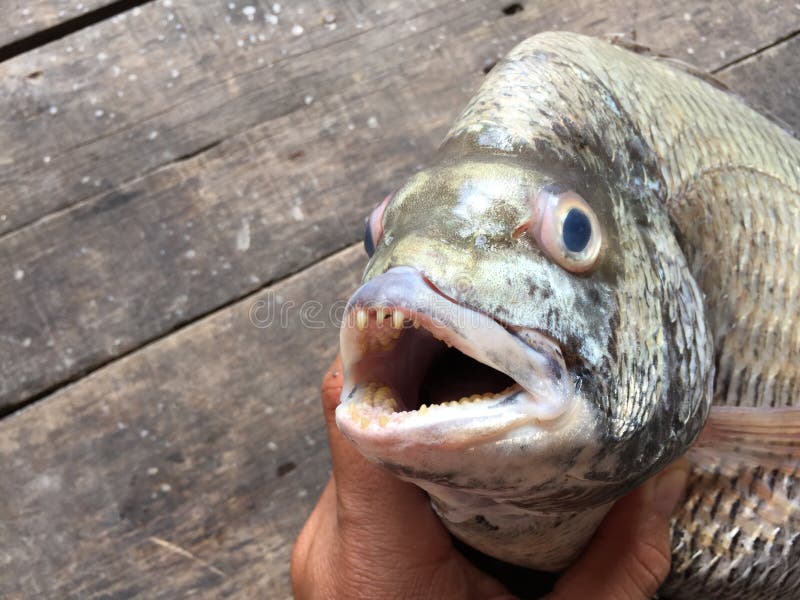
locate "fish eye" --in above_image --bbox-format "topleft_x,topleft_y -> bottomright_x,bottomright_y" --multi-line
530,189 -> 601,272
364,194 -> 392,257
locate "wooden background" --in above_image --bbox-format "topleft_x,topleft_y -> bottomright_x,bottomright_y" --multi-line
0,0 -> 798,597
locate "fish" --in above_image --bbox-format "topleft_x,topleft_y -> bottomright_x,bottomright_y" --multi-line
334,31 -> 800,598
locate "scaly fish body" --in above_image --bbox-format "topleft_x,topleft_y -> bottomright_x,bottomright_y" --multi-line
335,32 -> 800,598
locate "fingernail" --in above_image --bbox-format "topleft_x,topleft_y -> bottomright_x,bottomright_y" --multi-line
651,467 -> 688,518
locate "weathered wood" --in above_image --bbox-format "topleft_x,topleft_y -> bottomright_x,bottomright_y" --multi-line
0,243 -> 364,599
0,0 -> 120,49
2,0 -> 799,413
0,0 -> 797,236
717,34 -> 800,135
1,2 -> 800,597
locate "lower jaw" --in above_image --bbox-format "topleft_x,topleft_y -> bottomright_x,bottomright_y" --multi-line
341,380 -> 523,429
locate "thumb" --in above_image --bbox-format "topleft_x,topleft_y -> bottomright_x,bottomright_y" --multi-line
550,460 -> 689,600
319,356 -> 438,532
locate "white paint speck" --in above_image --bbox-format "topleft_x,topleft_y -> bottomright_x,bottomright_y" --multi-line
148,130 -> 159,141
303,94 -> 314,105
683,12 -> 692,21
272,3 -> 281,13
132,7 -> 142,16
170,68 -> 180,78
290,205 -> 304,221
43,156 -> 51,164
367,115 -> 379,129
21,338 -> 32,348
147,467 -> 159,476
128,73 -> 138,81
228,1 -> 236,9
236,219 -> 251,251
243,5 -> 256,19
686,47 -> 695,55
140,429 -> 150,438
267,441 -> 278,451
185,249 -> 196,259
48,106 -> 58,115
163,0 -> 173,6
95,109 -> 105,118
237,39 -> 245,48
97,51 -> 108,61
14,268 -> 24,281
160,483 -> 172,493
81,176 -> 91,184
291,24 -> 304,36
265,13 -> 278,24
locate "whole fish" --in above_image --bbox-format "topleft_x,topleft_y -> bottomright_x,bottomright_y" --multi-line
335,31 -> 800,598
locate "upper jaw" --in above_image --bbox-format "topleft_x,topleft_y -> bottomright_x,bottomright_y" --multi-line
336,266 -> 576,454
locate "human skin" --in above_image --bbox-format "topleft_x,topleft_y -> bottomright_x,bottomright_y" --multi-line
292,356 -> 688,599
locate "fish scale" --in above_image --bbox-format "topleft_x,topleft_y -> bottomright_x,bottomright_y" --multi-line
337,32 -> 800,598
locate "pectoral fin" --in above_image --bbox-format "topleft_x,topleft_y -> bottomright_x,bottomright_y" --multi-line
688,406 -> 800,526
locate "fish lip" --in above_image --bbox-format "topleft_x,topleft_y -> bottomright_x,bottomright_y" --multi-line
335,266 -> 575,452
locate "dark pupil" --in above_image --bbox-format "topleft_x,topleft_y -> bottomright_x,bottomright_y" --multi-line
363,218 -> 376,257
562,208 -> 591,253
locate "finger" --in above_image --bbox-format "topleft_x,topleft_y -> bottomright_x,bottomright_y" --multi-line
550,460 -> 689,600
319,356 -> 437,533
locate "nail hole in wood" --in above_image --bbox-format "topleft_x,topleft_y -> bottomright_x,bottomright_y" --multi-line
502,3 -> 524,15
482,59 -> 497,74
277,461 -> 296,477
27,70 -> 42,80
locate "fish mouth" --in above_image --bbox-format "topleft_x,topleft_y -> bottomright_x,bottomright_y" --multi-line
336,267 -> 575,452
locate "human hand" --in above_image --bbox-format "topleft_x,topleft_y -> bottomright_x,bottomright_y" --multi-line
291,356 -> 688,599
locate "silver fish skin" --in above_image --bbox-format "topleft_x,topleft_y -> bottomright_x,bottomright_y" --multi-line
335,32 -> 800,598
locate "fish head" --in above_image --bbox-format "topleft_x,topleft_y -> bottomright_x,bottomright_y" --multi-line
336,144 -> 713,512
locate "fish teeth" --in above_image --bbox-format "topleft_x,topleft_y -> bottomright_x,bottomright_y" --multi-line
356,309 -> 368,331
392,309 -> 404,329
376,306 -> 387,325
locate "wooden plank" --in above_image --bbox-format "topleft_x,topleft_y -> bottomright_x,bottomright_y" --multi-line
0,243 -> 365,599
0,0 -> 120,49
2,1 -> 799,413
1,0 -> 798,237
1,26 -> 799,600
717,34 -> 800,135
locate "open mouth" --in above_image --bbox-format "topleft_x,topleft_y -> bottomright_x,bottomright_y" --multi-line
336,267 -> 574,448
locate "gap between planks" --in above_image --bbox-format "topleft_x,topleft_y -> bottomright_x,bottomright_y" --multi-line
0,0 -> 153,64
711,27 -> 800,73
0,241 -> 363,420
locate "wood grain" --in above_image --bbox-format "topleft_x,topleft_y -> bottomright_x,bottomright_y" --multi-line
0,243 -> 364,599
2,0 -> 799,413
